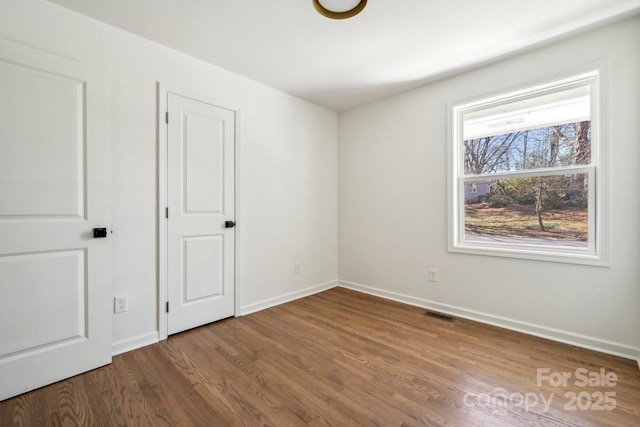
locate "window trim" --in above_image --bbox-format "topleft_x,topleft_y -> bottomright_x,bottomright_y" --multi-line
448,69 -> 609,266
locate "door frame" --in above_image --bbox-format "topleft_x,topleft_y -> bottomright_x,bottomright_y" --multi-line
157,83 -> 241,340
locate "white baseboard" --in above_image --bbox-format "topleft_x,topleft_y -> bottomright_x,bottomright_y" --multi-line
338,280 -> 640,362
112,332 -> 159,356
239,280 -> 337,316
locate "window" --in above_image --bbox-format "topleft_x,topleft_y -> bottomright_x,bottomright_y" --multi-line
449,70 -> 608,265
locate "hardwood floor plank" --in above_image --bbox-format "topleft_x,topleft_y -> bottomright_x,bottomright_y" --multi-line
83,364 -> 130,427
197,324 -> 351,426
0,390 -> 45,427
1,287 -> 639,426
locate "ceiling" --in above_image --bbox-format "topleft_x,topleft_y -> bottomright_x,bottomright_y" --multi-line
49,0 -> 640,112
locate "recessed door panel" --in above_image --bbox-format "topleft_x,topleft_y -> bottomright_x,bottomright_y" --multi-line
183,236 -> 224,303
0,250 -> 86,357
183,112 -> 224,214
0,62 -> 85,219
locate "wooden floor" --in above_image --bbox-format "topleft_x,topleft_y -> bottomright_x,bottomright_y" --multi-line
2,288 -> 639,426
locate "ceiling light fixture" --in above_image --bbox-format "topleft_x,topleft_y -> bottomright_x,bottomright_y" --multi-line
313,0 -> 367,19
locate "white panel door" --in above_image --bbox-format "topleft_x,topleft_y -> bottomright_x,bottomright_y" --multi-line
167,93 -> 235,335
0,41 -> 111,400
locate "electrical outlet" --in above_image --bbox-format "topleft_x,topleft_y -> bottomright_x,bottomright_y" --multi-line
294,262 -> 301,275
114,295 -> 128,313
429,269 -> 438,283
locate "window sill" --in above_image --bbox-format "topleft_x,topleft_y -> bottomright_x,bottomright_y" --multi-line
449,239 -> 609,267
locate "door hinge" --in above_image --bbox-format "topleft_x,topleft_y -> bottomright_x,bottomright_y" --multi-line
165,207 -> 169,219
166,301 -> 169,313
165,112 -> 169,124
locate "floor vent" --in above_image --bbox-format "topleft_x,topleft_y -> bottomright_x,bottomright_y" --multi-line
425,311 -> 455,322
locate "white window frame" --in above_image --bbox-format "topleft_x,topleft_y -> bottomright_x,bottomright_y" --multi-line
448,69 -> 609,266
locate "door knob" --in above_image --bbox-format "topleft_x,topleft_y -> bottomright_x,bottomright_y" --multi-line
225,221 -> 236,228
93,228 -> 108,238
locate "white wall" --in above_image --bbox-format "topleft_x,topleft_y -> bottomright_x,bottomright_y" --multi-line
338,15 -> 640,359
1,0 -> 338,352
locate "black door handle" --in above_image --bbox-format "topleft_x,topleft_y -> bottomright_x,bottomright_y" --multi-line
225,221 -> 236,228
93,228 -> 107,238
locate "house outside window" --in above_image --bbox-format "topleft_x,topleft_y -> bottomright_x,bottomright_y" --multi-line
449,70 -> 608,265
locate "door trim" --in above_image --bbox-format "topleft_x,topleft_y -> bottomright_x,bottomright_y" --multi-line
157,83 -> 241,340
